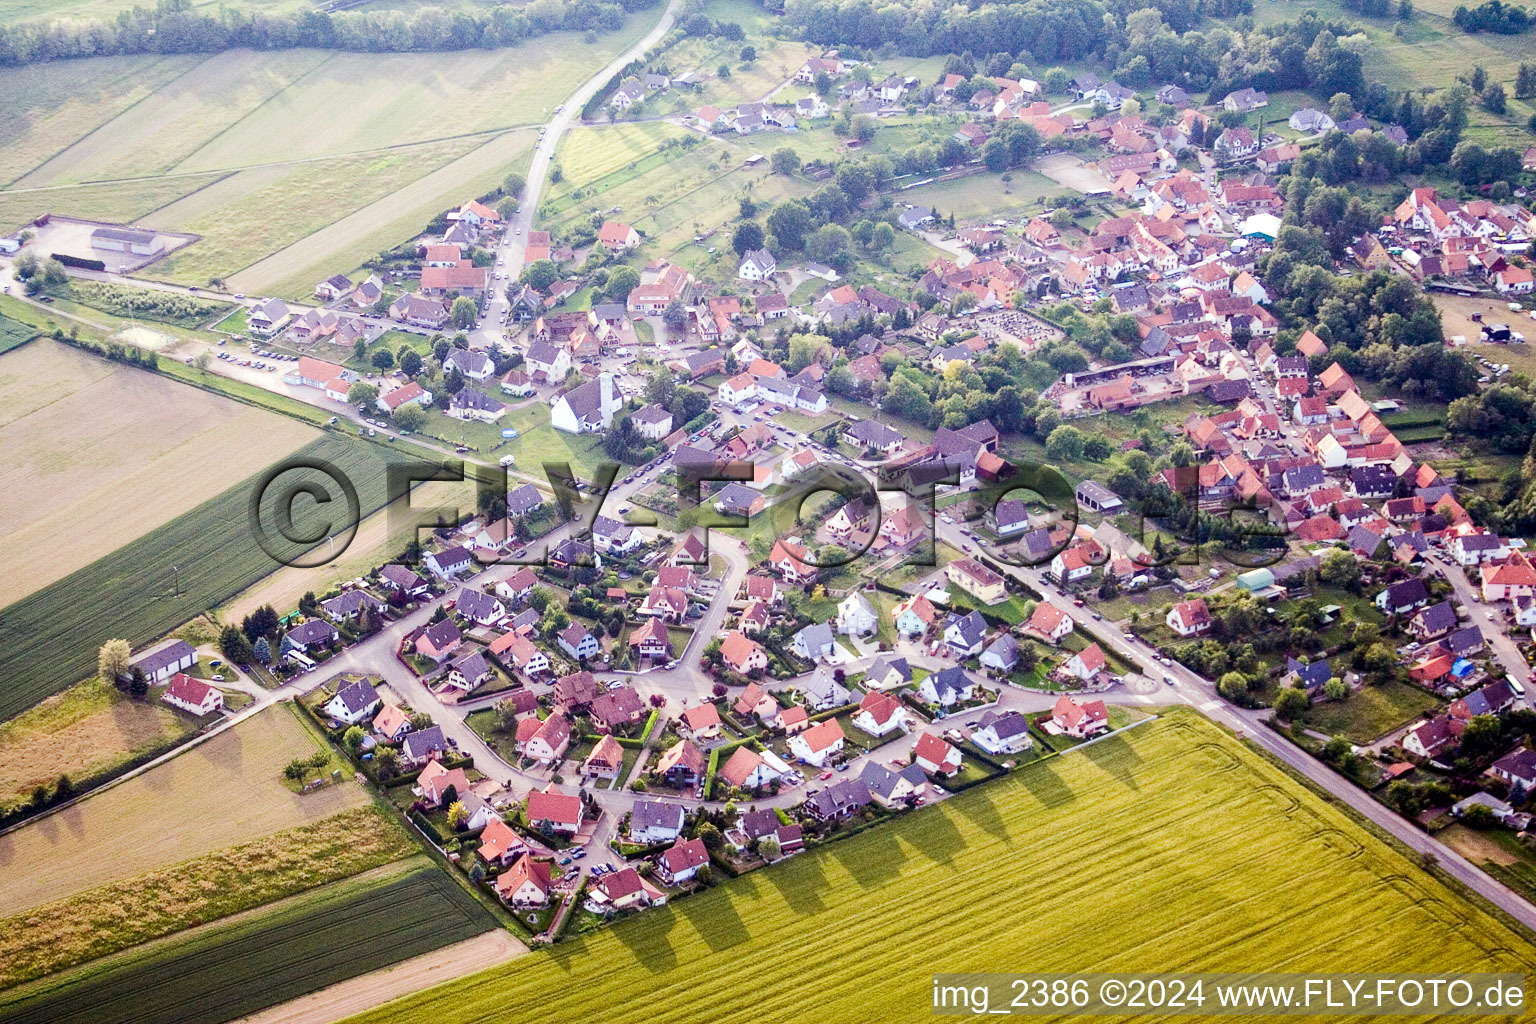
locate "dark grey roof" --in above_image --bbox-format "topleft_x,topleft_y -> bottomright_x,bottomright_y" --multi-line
455,588 -> 502,621
860,761 -> 913,800
380,563 -> 425,588
715,482 -> 760,514
445,349 -> 491,375
796,621 -> 835,652
983,634 -> 1018,665
1440,625 -> 1484,657
979,709 -> 1030,740
450,387 -> 502,413
506,483 -> 544,515
284,619 -> 338,646
322,589 -> 384,618
846,419 -> 902,448
431,545 -> 473,567
1413,601 -> 1457,634
631,798 -> 685,832
1461,679 -> 1512,716
1494,747 -> 1536,783
1285,657 -> 1331,690
739,807 -> 780,839
865,656 -> 912,684
993,498 -> 1028,528
1383,577 -> 1429,608
448,649 -> 489,680
806,779 -> 872,817
331,679 -> 380,715
130,639 -> 196,676
402,726 -> 446,761
926,665 -> 974,698
421,618 -> 461,649
1351,464 -> 1397,494
946,610 -> 987,649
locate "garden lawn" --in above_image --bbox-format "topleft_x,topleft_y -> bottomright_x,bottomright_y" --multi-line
1303,680 -> 1443,745
341,710 -> 1536,1024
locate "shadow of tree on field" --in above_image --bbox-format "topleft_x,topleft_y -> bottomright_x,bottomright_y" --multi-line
608,904 -> 680,973
678,878 -> 753,952
899,803 -> 968,869
828,818 -> 904,888
946,785 -> 1013,847
762,847 -> 830,915
1080,733 -> 1142,790
1016,760 -> 1075,808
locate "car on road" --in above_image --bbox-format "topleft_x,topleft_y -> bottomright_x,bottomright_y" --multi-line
1072,598 -> 1085,607
1165,674 -> 1176,686
819,771 -> 833,780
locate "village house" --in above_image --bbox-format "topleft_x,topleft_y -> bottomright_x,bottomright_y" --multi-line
1047,694 -> 1109,739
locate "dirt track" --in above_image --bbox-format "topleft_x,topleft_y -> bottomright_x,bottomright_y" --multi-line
234,929 -> 527,1024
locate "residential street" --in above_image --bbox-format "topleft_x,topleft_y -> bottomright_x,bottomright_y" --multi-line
1426,551 -> 1532,695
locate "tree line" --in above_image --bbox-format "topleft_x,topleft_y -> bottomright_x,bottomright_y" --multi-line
0,0 -> 658,66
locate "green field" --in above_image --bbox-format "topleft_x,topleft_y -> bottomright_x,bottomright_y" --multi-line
0,863 -> 495,1024
0,313 -> 38,354
0,431 -> 438,721
342,710 -> 1536,1024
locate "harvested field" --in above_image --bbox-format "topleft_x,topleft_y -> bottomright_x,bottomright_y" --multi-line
0,863 -> 494,1024
0,805 -> 416,988
235,930 -> 526,1024
14,50 -> 328,187
0,339 -> 317,609
0,677 -> 198,812
0,704 -> 367,918
346,710 -> 1536,1024
0,431 -> 437,720
1034,152 -> 1113,194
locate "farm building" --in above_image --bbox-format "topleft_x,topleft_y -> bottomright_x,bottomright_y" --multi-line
90,225 -> 162,256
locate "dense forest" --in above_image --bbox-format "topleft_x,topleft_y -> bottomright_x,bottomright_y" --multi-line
780,0 -> 1365,100
0,0 -> 658,64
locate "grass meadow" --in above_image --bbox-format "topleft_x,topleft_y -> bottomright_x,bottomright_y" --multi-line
229,130 -> 537,298
0,804 -> 416,988
0,861 -> 494,1024
0,676 -> 199,813
0,12 -> 657,289
0,339 -> 318,609
343,710 -> 1536,1024
0,704 -> 367,919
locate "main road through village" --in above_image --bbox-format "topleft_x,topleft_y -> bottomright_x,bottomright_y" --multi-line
8,0 -> 1536,945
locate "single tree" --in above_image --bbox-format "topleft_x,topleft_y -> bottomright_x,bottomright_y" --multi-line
97,638 -> 132,681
